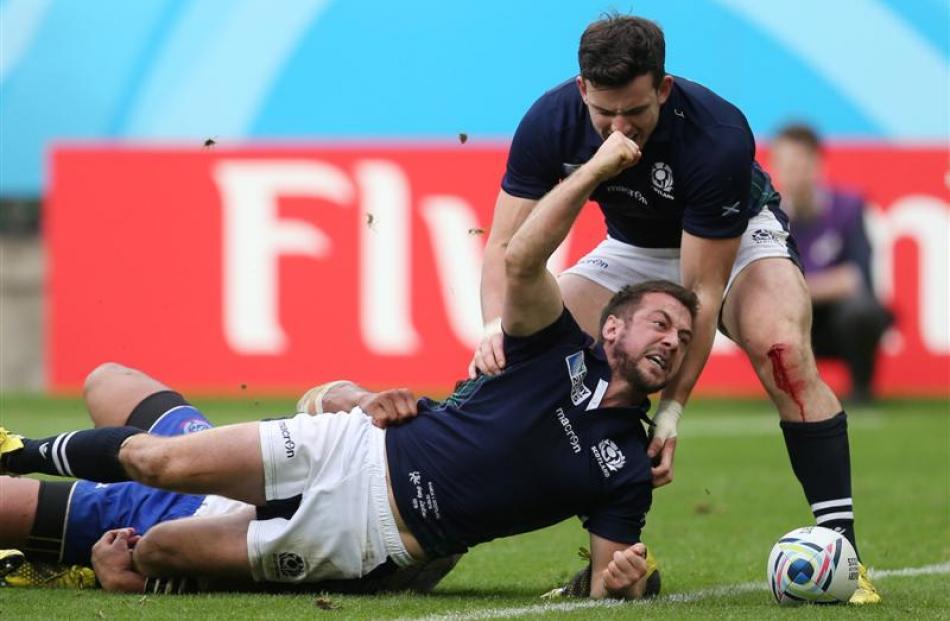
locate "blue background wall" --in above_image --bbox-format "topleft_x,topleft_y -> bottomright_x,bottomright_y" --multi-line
1,0 -> 947,195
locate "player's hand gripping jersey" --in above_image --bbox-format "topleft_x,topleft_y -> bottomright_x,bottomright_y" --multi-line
386,310 -> 654,558
503,77 -> 782,248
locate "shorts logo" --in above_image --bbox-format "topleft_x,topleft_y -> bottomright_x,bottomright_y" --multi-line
651,162 -> 674,199
275,552 -> 306,578
182,419 -> 211,434
591,439 -> 626,478
579,257 -> 609,270
751,228 -> 778,245
565,351 -> 592,405
278,420 -> 296,459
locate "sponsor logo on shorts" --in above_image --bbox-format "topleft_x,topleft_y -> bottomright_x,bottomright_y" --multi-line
555,407 -> 582,454
278,420 -> 296,459
579,257 -> 609,270
650,162 -> 674,199
591,438 -> 626,478
751,228 -> 780,245
274,552 -> 306,578
565,351 -> 592,405
181,418 -> 211,434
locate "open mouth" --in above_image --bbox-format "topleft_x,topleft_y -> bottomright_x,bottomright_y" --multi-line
646,353 -> 668,370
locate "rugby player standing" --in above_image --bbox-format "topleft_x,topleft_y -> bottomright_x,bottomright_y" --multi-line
470,13 -> 879,604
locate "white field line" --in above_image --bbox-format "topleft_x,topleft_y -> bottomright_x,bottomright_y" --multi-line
395,561 -> 950,621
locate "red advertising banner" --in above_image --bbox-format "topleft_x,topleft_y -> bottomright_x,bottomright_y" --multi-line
47,144 -> 949,396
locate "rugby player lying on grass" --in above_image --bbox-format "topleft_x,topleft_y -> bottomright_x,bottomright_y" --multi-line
1,132 -> 696,598
0,363 -> 460,593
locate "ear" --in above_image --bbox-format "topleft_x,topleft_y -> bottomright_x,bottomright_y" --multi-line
576,76 -> 589,104
601,314 -> 622,343
657,75 -> 673,104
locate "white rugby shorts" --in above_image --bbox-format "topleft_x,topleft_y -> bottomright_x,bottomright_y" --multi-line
247,411 -> 413,583
563,205 -> 794,297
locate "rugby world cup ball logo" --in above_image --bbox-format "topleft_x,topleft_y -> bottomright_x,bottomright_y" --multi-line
651,162 -> 674,198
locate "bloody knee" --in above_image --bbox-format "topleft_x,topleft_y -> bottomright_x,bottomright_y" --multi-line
755,340 -> 813,421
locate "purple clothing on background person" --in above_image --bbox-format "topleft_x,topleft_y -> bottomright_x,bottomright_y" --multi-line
790,189 -> 875,292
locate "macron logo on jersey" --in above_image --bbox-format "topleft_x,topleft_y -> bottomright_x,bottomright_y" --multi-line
591,439 -> 626,478
565,351 -> 592,405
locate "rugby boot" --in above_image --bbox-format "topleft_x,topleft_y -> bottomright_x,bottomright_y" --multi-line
0,549 -> 26,579
0,427 -> 24,474
541,546 -> 660,598
3,560 -> 97,589
849,562 -> 881,604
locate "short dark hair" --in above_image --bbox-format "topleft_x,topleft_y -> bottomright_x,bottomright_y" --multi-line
598,280 -> 699,335
775,122 -> 823,152
578,14 -> 666,88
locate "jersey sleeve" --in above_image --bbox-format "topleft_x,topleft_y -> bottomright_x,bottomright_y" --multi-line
680,128 -> 754,239
583,480 -> 653,545
502,308 -> 590,367
501,97 -> 563,200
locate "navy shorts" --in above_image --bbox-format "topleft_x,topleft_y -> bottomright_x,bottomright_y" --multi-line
61,405 -> 212,565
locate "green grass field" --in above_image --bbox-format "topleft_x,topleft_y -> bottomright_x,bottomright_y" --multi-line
1,396 -> 948,620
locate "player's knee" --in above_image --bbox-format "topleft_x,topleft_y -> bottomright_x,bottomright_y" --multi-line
134,524 -> 184,576
121,437 -> 184,489
82,362 -> 131,399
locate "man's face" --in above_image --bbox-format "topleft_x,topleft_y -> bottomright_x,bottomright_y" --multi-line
578,74 -> 673,148
602,292 -> 693,394
770,138 -> 821,213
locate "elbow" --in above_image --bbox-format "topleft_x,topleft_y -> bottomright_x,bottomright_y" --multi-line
503,241 -> 539,282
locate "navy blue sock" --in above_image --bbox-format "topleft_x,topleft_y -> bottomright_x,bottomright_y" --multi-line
4,426 -> 143,483
781,411 -> 860,559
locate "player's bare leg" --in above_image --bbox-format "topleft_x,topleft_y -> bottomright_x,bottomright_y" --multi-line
722,256 -> 879,603
83,363 -> 172,428
721,257 -> 839,422
0,477 -> 40,546
132,506 -> 255,582
557,273 -> 615,337
119,423 -> 266,505
2,420 -> 267,507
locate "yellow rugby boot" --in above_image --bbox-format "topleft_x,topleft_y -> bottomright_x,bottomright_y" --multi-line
3,560 -> 97,589
0,549 -> 26,579
0,427 -> 24,474
849,562 -> 881,604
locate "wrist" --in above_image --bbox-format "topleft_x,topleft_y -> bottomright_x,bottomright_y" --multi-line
652,400 -> 683,439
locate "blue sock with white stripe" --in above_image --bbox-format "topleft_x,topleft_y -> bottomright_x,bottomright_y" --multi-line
781,411 -> 860,559
3,427 -> 142,482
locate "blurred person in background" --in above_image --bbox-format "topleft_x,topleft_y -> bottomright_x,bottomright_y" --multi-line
770,123 -> 893,405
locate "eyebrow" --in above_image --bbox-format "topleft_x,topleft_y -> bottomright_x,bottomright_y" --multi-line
651,309 -> 693,340
591,103 -> 649,116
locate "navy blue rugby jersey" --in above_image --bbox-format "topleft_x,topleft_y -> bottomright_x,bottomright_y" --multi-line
385,309 -> 653,558
502,76 -> 781,248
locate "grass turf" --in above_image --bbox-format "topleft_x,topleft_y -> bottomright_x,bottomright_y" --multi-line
0,395 -> 947,620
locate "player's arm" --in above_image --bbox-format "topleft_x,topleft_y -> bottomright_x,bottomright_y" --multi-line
587,533 -> 649,599
471,190 -> 540,375
297,381 -> 418,428
504,132 -> 641,336
648,232 -> 738,485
